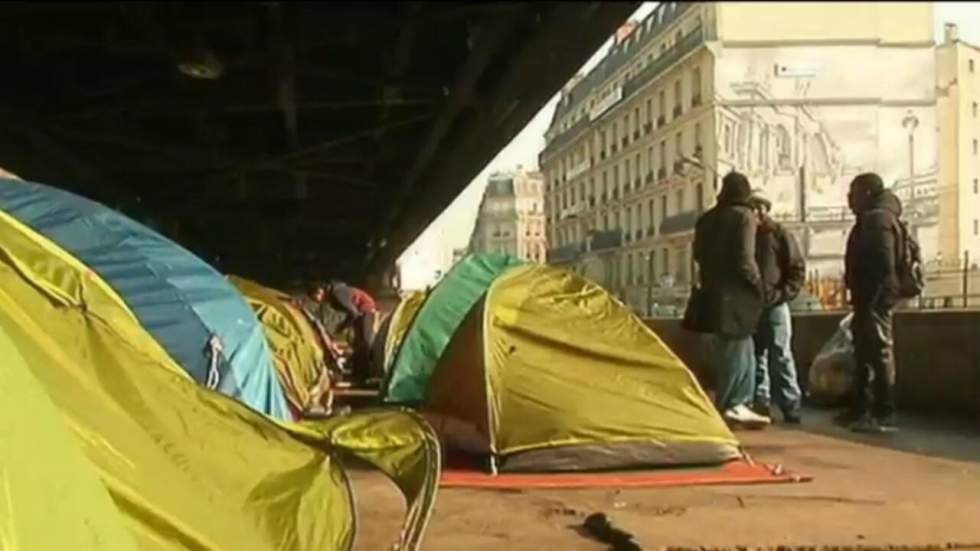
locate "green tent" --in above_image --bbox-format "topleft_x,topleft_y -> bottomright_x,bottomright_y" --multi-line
382,253 -> 741,472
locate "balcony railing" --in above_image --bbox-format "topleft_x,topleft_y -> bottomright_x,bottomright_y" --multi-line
660,210 -> 700,236
547,243 -> 584,264
590,229 -> 623,251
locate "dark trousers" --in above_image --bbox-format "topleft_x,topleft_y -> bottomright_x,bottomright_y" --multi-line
850,305 -> 896,418
352,311 -> 376,381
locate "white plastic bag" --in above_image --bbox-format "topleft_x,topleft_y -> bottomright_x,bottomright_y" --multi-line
807,314 -> 855,406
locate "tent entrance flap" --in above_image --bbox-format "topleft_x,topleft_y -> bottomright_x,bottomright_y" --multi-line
385,253 -> 523,404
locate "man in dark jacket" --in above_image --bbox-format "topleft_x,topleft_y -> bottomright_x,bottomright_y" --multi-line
692,172 -> 770,428
748,190 -> 806,424
303,280 -> 378,385
840,173 -> 902,433
325,280 -> 378,384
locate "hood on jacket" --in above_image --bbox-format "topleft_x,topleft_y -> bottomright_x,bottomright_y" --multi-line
717,171 -> 752,206
863,189 -> 903,218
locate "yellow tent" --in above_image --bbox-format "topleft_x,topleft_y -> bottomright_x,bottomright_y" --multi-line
380,290 -> 427,374
385,255 -> 741,472
0,208 -> 440,550
229,275 -> 329,414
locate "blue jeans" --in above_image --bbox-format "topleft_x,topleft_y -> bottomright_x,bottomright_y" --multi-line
711,335 -> 756,412
754,303 -> 803,413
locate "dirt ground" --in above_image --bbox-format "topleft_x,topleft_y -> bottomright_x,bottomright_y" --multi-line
350,409 -> 980,550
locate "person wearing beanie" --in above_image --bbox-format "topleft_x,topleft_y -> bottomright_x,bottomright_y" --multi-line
748,189 -> 806,424
688,171 -> 769,428
840,172 -> 905,433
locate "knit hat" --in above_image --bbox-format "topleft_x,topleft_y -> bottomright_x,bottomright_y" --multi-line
717,171 -> 752,205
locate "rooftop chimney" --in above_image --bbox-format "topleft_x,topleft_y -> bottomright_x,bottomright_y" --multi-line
945,22 -> 959,44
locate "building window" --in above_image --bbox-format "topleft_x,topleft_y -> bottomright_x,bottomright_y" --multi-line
646,98 -> 653,124
661,248 -> 670,277
692,67 -> 702,104
974,102 -> 978,118
648,200 -> 655,231
625,159 -> 631,187
626,253 -> 633,285
676,188 -> 685,213
724,124 -> 733,154
971,59 -> 976,73
660,196 -> 667,224
659,140 -> 667,173
974,178 -> 978,194
675,131 -> 683,158
658,90 -> 665,122
974,139 -> 978,155
976,219 -> 979,236
673,79 -> 682,116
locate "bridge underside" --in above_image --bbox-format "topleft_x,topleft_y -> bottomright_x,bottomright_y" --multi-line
0,1 -> 637,287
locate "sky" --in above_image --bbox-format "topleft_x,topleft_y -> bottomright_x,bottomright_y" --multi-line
397,2 -> 980,289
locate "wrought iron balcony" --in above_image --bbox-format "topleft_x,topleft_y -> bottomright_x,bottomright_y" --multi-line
660,210 -> 700,236
590,229 -> 623,251
547,243 -> 584,264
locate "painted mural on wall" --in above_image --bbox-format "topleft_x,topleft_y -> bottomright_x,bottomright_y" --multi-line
713,45 -> 939,264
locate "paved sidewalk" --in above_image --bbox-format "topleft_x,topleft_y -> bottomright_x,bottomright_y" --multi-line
352,409 -> 980,550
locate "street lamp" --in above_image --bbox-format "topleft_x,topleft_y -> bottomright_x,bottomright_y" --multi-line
680,155 -> 719,178
902,110 -> 920,202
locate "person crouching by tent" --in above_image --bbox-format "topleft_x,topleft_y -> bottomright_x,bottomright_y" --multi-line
689,171 -> 770,429
320,280 -> 378,386
748,189 -> 806,424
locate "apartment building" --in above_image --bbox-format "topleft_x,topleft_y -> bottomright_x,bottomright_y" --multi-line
540,1 -> 936,313
937,23 -> 980,268
467,168 -> 547,262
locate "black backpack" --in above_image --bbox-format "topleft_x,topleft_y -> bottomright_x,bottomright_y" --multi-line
895,219 -> 925,298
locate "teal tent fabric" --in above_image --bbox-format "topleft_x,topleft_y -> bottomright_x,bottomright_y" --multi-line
384,253 -> 524,405
0,177 -> 290,421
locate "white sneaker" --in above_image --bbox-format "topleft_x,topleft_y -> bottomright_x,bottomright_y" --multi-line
724,404 -> 771,429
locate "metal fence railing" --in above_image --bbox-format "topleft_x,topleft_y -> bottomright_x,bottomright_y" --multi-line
805,262 -> 980,311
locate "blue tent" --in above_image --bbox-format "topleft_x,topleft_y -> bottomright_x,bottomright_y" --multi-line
0,178 -> 290,420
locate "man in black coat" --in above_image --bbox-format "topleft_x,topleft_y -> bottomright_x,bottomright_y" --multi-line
840,173 -> 903,433
692,172 -> 770,428
748,190 -> 806,424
